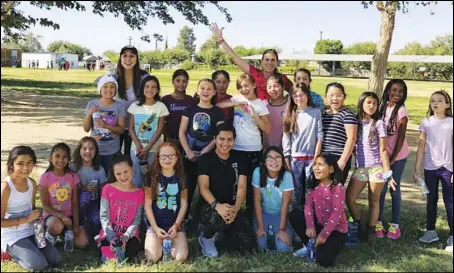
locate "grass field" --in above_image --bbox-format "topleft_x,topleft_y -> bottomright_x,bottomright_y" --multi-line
1,67 -> 453,272
1,68 -> 453,124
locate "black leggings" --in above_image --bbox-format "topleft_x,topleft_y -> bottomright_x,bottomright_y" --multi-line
99,237 -> 140,263
289,209 -> 347,267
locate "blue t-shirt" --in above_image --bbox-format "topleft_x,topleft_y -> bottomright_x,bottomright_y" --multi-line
151,174 -> 187,230
251,167 -> 294,215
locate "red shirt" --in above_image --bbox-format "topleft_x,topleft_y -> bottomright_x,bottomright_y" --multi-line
248,65 -> 293,101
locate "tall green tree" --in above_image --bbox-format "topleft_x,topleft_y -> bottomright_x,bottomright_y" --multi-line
177,26 -> 197,54
3,32 -> 43,52
153,33 -> 164,51
1,1 -> 232,42
342,41 -> 376,71
314,39 -> 344,69
47,41 -> 92,59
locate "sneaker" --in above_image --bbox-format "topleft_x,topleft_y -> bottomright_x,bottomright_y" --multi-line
445,235 -> 453,252
345,218 -> 359,247
64,230 -> 74,252
198,235 -> 218,258
1,251 -> 11,261
375,222 -> 385,238
293,245 -> 308,257
386,224 -> 401,240
419,230 -> 439,243
45,231 -> 56,246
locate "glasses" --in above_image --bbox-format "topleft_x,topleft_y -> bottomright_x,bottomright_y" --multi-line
266,156 -> 283,162
159,154 -> 177,160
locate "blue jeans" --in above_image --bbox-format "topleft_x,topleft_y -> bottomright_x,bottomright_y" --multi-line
290,158 -> 312,210
100,154 -> 115,177
253,211 -> 292,253
7,235 -> 61,271
425,167 -> 453,235
131,150 -> 155,188
378,158 -> 407,225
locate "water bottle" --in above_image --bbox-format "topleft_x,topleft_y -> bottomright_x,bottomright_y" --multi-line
89,176 -> 99,200
306,238 -> 316,263
113,239 -> 126,263
33,218 -> 46,248
162,238 -> 172,262
64,229 -> 74,252
266,224 -> 275,249
137,153 -> 148,175
92,112 -> 101,129
415,175 -> 430,196
345,217 -> 359,247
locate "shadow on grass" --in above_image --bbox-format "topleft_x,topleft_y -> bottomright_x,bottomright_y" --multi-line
2,79 -> 97,97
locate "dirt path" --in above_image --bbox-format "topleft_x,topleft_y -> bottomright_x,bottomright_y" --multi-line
0,90 -> 444,212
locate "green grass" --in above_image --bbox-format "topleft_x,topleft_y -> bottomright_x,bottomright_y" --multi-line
1,68 -> 452,123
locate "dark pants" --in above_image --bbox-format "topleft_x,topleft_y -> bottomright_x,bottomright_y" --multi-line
100,154 -> 115,177
289,209 -> 347,267
184,156 -> 199,218
232,150 -> 262,219
425,167 -> 453,235
7,235 -> 61,271
119,130 -> 132,159
198,205 -> 255,252
333,155 -> 352,185
99,237 -> 140,263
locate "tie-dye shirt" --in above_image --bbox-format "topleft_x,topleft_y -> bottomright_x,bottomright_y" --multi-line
304,183 -> 348,241
151,174 -> 187,230
39,171 -> 80,217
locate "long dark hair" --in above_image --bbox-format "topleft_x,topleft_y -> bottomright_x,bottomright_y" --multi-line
106,154 -> 133,183
306,153 -> 342,190
259,146 -> 289,188
357,92 -> 380,141
72,136 -> 102,172
137,75 -> 161,106
148,142 -> 186,200
45,143 -> 72,174
116,49 -> 143,100
283,83 -> 314,134
7,146 -> 37,174
427,90 -> 453,118
194,78 -> 217,105
379,79 -> 408,136
261,49 -> 279,74
294,68 -> 312,89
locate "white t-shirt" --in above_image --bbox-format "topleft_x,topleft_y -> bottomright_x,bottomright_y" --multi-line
127,101 -> 169,152
419,116 -> 453,172
115,86 -> 136,130
231,95 -> 269,151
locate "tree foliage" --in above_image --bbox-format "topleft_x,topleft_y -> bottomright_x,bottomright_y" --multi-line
177,26 -> 197,54
342,41 -> 376,71
1,1 -> 232,42
102,50 -> 119,64
2,32 -> 43,52
47,40 -> 92,59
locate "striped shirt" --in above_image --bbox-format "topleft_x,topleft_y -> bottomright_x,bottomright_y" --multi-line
322,108 -> 357,156
355,119 -> 387,167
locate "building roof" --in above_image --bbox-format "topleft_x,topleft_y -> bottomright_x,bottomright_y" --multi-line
242,53 -> 453,63
22,52 -> 79,55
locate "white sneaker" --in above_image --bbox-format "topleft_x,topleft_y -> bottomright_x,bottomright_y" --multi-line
445,235 -> 453,253
198,235 -> 218,258
419,230 -> 439,243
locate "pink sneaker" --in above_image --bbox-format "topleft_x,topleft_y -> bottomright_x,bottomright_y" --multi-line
386,224 -> 401,240
375,223 -> 385,238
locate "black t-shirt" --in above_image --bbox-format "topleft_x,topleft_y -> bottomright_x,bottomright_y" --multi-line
182,105 -> 225,143
197,150 -> 247,206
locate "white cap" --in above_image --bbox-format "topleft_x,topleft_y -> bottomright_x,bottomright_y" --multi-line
97,74 -> 118,95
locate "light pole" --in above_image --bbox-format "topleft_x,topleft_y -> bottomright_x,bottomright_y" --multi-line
318,31 -> 323,75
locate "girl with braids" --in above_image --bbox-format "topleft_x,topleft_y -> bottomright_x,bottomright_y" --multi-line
377,79 -> 410,240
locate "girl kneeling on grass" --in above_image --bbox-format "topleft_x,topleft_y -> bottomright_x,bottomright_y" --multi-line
39,143 -> 89,251
98,155 -> 144,263
345,92 -> 396,247
289,153 -> 348,267
144,142 -> 189,262
252,146 -> 294,253
414,90 -> 453,252
1,146 -> 61,271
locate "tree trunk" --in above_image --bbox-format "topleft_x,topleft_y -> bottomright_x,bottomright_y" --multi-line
368,1 -> 397,99
155,39 -> 158,51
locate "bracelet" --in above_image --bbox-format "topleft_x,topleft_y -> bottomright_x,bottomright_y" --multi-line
218,39 -> 225,44
278,228 -> 286,231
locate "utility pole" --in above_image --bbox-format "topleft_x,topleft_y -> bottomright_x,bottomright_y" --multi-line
128,36 -> 133,45
319,31 -> 323,41
318,31 -> 323,76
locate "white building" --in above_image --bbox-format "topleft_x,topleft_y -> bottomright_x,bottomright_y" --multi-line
21,52 -> 79,69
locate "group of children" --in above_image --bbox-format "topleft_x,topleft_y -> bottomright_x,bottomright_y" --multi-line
1,63 -> 453,270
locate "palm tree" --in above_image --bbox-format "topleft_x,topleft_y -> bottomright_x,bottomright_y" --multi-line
153,33 -> 164,51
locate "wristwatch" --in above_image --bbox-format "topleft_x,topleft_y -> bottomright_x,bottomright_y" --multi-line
383,170 -> 393,180
210,200 -> 218,209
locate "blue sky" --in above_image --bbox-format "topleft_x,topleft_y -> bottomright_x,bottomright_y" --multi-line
16,1 -> 453,56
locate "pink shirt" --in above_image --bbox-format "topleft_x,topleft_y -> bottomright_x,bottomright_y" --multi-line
384,105 -> 410,161
304,183 -> 348,240
264,97 -> 289,149
101,184 -> 144,239
39,172 -> 80,217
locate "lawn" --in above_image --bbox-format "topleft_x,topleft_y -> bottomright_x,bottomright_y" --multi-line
1,67 -> 453,272
1,68 -> 452,124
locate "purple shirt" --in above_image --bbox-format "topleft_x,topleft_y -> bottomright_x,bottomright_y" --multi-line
355,119 -> 387,168
161,94 -> 195,140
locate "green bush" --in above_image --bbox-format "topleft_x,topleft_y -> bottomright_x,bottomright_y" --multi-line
180,60 -> 194,70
